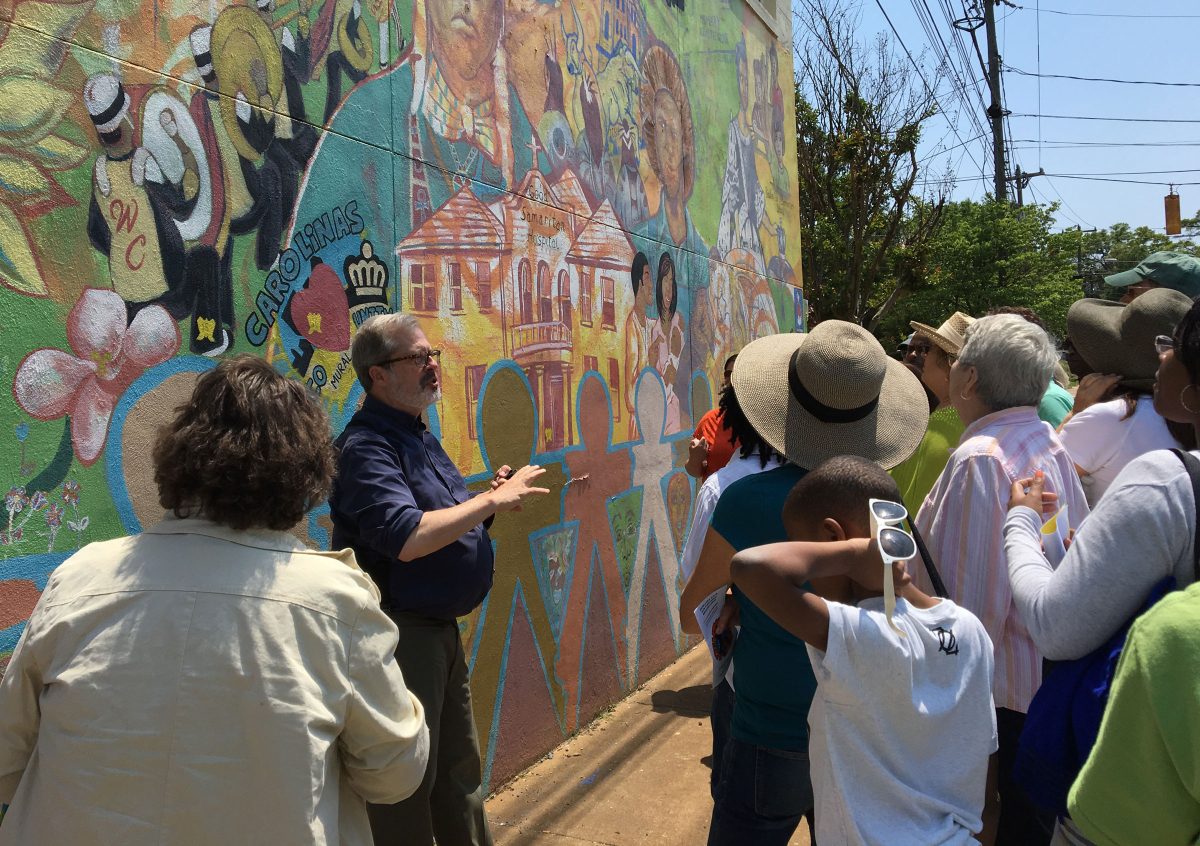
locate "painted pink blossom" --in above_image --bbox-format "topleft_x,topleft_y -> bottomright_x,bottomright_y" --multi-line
13,289 -> 179,466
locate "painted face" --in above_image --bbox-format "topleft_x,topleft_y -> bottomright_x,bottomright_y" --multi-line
428,0 -> 503,84
652,89 -> 684,199
636,266 -> 653,312
1154,340 -> 1195,422
375,327 -> 442,412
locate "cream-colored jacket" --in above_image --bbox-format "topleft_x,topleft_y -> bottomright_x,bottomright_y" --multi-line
0,516 -> 428,845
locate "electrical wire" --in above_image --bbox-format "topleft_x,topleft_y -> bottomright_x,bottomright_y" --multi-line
870,0 -> 989,180
1010,4 -> 1200,19
1006,66 -> 1200,88
1010,113 -> 1200,124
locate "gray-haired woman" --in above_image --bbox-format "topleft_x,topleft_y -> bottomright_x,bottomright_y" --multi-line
915,314 -> 1090,846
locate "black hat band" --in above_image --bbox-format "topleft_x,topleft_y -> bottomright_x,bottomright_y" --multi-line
788,347 -> 879,424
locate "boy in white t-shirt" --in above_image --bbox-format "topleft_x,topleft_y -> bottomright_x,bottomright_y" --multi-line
730,456 -> 1000,846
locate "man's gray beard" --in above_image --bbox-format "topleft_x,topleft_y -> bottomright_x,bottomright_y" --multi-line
395,384 -> 441,410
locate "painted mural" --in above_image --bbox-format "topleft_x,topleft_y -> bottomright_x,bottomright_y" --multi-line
0,0 -> 802,789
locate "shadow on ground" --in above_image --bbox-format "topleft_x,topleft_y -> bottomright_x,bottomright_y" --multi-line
649,683 -> 711,717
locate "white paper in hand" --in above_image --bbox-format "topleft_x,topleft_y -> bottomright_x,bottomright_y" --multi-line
1041,504 -> 1070,567
694,586 -> 736,689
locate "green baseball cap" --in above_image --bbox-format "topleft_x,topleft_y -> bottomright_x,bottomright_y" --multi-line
1104,251 -> 1200,298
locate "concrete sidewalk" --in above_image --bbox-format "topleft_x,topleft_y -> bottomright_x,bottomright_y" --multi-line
486,645 -> 811,846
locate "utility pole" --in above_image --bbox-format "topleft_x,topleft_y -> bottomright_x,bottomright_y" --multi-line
1010,166 -> 1045,206
983,0 -> 1007,202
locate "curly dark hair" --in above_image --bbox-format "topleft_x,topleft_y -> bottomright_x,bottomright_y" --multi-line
988,305 -> 1046,331
718,383 -> 779,469
153,355 -> 335,531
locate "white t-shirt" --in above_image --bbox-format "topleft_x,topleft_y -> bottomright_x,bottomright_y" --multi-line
1059,396 -> 1180,506
806,597 -> 997,846
679,450 -> 781,580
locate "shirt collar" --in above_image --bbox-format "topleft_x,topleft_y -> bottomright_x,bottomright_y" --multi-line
962,405 -> 1042,440
359,395 -> 427,437
142,515 -> 309,554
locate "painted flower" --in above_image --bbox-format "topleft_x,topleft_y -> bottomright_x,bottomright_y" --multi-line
5,486 -> 27,515
45,502 -> 63,528
14,288 -> 180,466
27,491 -> 47,511
62,479 -> 80,506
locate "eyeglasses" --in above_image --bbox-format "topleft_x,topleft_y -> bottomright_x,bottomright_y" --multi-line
869,498 -> 917,636
376,349 -> 442,368
1155,335 -> 1176,356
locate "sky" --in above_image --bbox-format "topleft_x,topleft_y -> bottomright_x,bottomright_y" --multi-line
798,1 -> 1200,234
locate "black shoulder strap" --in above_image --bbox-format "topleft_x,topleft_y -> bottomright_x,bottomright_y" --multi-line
908,517 -> 949,599
1171,448 -> 1200,584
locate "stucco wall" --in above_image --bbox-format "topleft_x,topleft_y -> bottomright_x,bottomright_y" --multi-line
0,0 -> 802,789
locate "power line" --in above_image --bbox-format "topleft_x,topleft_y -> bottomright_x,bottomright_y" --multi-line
1040,176 -> 1093,230
1011,139 -> 1200,147
1011,112 -> 1200,124
1006,66 -> 1200,88
870,0 -> 989,180
1055,168 -> 1200,177
1049,174 -> 1200,186
1011,4 -> 1200,19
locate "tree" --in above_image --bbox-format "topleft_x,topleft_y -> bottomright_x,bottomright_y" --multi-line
875,199 -> 1081,341
1071,224 -> 1197,298
794,0 -> 949,329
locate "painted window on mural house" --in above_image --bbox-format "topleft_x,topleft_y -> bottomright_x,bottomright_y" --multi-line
476,262 -> 494,312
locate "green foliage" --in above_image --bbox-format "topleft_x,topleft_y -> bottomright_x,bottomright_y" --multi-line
1072,224 -> 1198,299
875,199 -> 1082,342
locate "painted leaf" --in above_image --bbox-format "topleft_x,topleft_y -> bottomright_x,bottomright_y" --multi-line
1,0 -> 93,78
0,152 -> 74,216
0,202 -> 47,295
0,153 -> 52,201
0,74 -> 72,147
30,134 -> 91,171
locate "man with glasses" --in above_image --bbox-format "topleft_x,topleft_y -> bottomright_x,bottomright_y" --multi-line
330,313 -> 550,846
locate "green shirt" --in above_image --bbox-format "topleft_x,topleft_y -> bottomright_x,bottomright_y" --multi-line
1039,381 -> 1074,428
711,464 -> 816,751
1068,581 -> 1200,845
890,405 -> 965,514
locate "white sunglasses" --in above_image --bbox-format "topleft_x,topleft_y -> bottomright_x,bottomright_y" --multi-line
869,498 -> 918,636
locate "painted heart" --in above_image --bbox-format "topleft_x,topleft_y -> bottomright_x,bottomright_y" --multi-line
289,261 -> 351,352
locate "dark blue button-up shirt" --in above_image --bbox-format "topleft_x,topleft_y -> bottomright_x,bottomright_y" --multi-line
330,395 -> 494,619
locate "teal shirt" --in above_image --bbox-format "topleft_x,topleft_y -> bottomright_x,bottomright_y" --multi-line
711,464 -> 816,751
1039,381 -> 1074,428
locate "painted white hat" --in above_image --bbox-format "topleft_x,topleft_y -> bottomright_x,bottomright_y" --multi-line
84,73 -> 130,135
190,25 -> 214,78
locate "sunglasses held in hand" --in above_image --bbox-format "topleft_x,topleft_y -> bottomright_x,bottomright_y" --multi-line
869,498 -> 918,637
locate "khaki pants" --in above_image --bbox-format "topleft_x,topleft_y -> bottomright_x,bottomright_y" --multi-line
368,614 -> 492,846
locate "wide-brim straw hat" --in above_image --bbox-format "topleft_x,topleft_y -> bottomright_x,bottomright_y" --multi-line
1067,287 -> 1195,390
732,321 -> 929,471
911,311 -> 975,356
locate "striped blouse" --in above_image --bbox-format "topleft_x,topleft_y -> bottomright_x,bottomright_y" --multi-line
915,406 -> 1090,713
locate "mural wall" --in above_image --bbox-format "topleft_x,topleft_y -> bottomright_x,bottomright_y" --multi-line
0,0 -> 802,788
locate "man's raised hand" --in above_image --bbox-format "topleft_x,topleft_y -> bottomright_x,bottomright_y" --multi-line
489,464 -> 550,512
